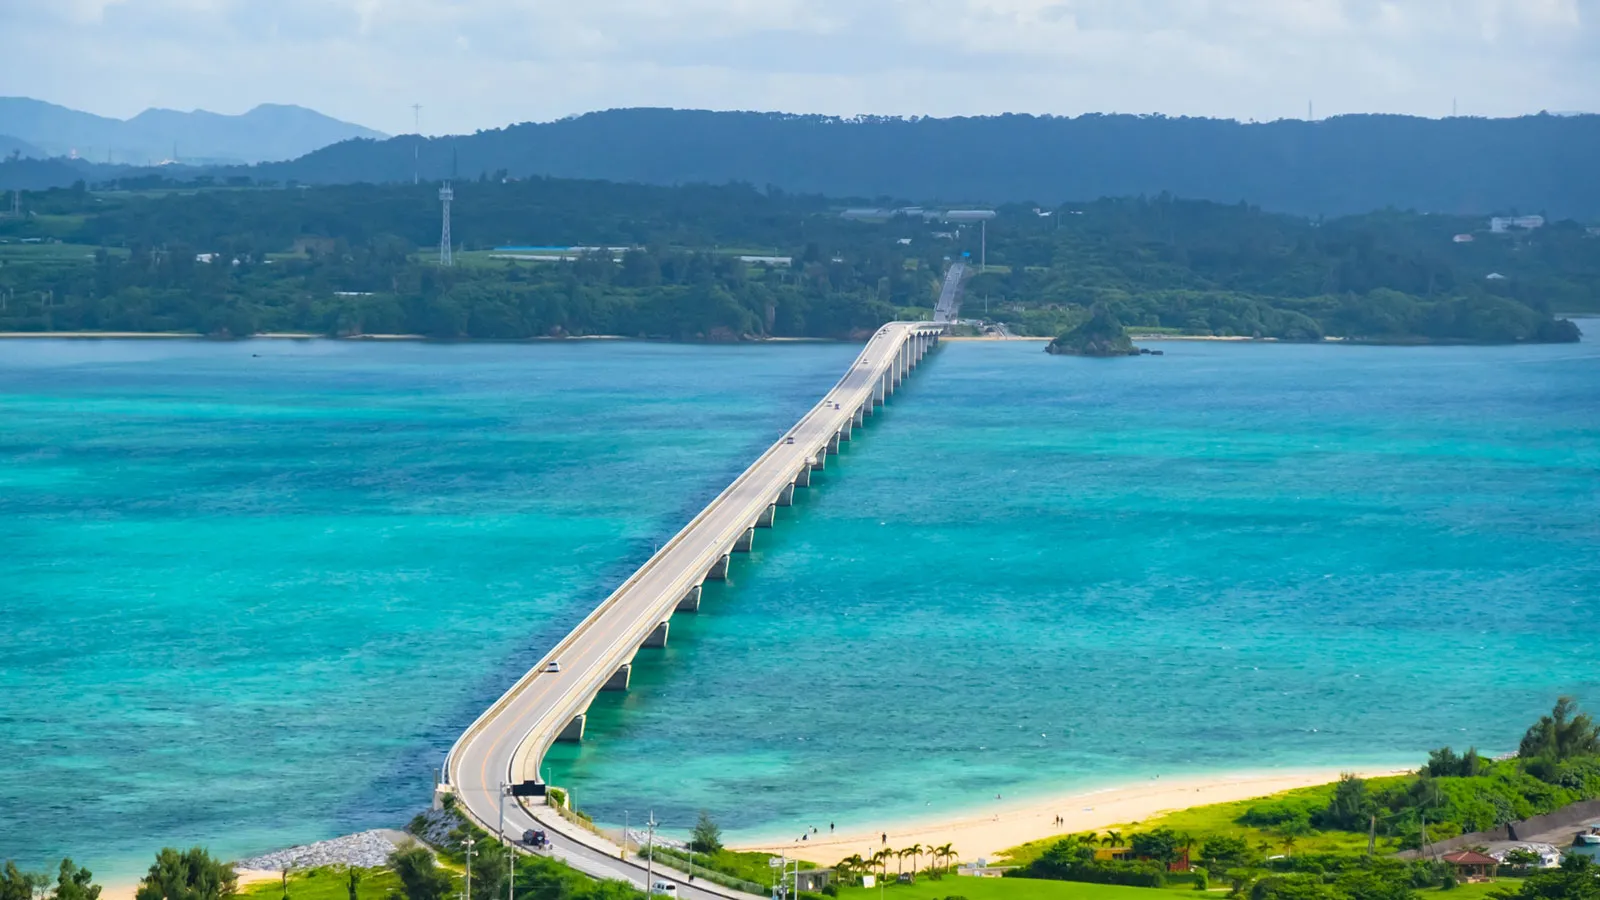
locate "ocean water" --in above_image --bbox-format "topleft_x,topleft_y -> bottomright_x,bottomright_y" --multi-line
546,328 -> 1600,838
0,338 -> 857,878
3,329 -> 1598,877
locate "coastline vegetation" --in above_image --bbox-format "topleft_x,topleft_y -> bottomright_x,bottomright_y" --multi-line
988,698 -> 1600,899
0,180 -> 1590,344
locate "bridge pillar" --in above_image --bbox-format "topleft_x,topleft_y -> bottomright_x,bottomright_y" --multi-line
873,375 -> 886,406
810,451 -> 826,471
602,664 -> 632,692
734,526 -> 756,552
644,620 -> 670,648
757,503 -> 777,527
826,432 -> 841,454
676,584 -> 702,612
557,714 -> 586,743
776,483 -> 796,506
706,554 -> 730,580
854,407 -> 866,426
795,467 -> 812,487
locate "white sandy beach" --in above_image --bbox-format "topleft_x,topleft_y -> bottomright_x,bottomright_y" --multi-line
734,767 -> 1407,867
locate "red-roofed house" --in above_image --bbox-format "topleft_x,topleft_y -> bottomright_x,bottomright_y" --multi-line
1442,850 -> 1499,882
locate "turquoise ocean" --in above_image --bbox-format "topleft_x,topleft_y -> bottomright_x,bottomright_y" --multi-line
2,327 -> 1597,878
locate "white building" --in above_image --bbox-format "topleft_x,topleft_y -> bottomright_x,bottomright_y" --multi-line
1490,215 -> 1545,233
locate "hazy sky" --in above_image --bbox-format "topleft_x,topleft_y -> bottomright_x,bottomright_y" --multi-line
5,0 -> 1596,135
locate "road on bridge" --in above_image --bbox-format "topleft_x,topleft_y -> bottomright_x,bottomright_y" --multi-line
444,321 -> 943,899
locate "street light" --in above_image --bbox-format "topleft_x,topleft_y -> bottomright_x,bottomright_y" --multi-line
463,837 -> 475,900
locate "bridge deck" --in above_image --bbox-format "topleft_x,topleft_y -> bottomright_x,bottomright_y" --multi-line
445,322 -> 943,898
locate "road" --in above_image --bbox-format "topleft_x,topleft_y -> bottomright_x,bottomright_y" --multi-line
934,262 -> 966,324
443,322 -> 944,899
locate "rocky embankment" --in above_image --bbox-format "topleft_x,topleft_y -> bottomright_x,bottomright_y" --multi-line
237,829 -> 411,871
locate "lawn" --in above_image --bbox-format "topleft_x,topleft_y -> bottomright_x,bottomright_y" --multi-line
238,866 -> 404,900
838,877 -> 1197,900
0,241 -> 123,264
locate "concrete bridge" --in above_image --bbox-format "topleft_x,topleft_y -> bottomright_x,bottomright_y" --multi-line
441,321 -> 945,897
934,262 -> 967,324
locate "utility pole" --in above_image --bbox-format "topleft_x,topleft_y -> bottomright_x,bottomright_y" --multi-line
503,783 -> 514,900
1367,814 -> 1376,857
645,812 -> 657,894
439,181 -> 454,267
463,837 -> 475,900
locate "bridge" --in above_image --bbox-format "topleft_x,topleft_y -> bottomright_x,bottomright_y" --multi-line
934,262 -> 967,324
442,321 -> 946,898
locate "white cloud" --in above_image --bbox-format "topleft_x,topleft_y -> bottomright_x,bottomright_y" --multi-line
1,0 -> 1594,134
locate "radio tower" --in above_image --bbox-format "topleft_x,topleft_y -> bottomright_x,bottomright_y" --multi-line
438,181 -> 454,266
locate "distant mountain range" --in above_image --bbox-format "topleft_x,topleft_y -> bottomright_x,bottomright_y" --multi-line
3,107 -> 1598,218
0,97 -> 386,165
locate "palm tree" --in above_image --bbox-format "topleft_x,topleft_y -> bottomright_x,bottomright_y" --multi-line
1279,834 -> 1298,857
839,855 -> 866,885
1078,832 -> 1098,847
908,844 -> 924,881
934,842 -> 956,875
1102,830 -> 1124,848
871,849 -> 890,878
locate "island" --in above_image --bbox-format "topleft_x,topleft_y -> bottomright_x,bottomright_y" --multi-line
1046,307 -> 1140,356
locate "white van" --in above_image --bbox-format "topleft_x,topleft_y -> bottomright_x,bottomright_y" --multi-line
650,882 -> 676,896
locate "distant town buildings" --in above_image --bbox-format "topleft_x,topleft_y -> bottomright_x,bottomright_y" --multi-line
840,207 -> 997,222
1490,215 -> 1545,233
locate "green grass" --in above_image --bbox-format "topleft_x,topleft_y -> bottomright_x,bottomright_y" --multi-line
238,866 -> 404,900
0,241 -> 122,263
840,874 -> 1524,900
643,846 -> 809,889
1000,777 -> 1416,868
838,877 -> 1196,900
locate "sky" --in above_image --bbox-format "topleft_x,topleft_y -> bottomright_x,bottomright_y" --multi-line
3,0 -> 1597,135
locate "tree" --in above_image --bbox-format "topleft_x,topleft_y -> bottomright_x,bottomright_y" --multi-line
133,848 -> 236,900
2,863 -> 36,900
932,843 -> 956,875
54,861 -> 101,900
388,844 -> 451,900
1519,696 -> 1600,762
344,868 -> 360,900
1101,831 -> 1124,848
1320,774 -> 1375,830
1426,747 -> 1485,778
1130,828 -> 1182,869
689,811 -> 723,855
1201,835 -> 1255,874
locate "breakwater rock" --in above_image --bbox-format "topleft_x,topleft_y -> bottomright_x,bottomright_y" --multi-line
237,829 -> 410,871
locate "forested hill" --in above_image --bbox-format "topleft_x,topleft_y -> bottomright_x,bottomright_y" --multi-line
235,110 -> 1598,218
0,180 -> 1591,344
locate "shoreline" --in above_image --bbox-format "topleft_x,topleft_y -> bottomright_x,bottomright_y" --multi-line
731,766 -> 1408,866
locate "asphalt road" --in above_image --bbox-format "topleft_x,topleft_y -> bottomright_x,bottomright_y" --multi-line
444,322 -> 942,898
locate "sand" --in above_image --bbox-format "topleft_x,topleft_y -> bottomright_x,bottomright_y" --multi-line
733,767 -> 1406,866
100,870 -> 275,900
